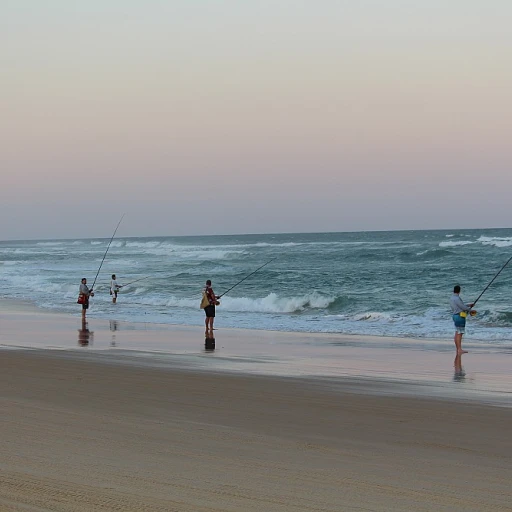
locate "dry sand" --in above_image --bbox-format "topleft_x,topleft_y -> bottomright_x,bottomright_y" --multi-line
1,348 -> 511,512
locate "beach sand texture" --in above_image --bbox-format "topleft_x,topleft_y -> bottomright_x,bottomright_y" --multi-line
1,346 -> 511,511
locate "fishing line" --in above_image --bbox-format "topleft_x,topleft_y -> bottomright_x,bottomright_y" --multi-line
218,258 -> 277,299
122,276 -> 151,287
90,214 -> 125,291
472,254 -> 512,307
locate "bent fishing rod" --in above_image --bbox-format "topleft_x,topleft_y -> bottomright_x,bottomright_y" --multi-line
218,258 -> 277,299
90,214 -> 125,291
472,254 -> 512,307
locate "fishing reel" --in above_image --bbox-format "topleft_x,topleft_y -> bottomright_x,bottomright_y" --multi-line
470,310 -> 477,317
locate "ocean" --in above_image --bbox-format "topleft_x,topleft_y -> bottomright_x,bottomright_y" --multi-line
1,229 -> 512,344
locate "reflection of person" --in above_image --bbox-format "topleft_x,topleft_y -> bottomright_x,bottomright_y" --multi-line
449,285 -> 474,354
109,319 -> 119,346
110,274 -> 122,304
78,318 -> 93,346
79,278 -> 94,320
453,352 -> 466,382
203,279 -> 220,338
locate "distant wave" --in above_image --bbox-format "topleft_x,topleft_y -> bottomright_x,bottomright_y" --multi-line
439,240 -> 473,247
402,248 -> 453,260
477,236 -> 512,248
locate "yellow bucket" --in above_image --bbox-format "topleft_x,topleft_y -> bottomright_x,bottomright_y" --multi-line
459,311 -> 467,318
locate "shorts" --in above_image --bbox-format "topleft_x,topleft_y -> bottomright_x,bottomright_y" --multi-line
452,314 -> 465,334
111,290 -> 118,298
204,305 -> 216,318
82,302 -> 89,310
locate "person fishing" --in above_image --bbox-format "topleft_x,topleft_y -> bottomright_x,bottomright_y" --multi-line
449,285 -> 474,354
78,278 -> 94,320
199,258 -> 276,338
202,280 -> 220,338
110,274 -> 123,304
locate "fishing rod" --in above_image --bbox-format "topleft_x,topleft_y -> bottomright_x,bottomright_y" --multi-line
218,258 -> 277,299
472,254 -> 512,307
90,214 -> 125,291
122,276 -> 151,287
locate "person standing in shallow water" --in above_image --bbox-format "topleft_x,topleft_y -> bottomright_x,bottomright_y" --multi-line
79,278 -> 94,320
449,285 -> 474,354
110,274 -> 122,304
203,279 -> 220,338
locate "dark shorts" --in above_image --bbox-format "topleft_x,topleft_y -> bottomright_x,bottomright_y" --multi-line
204,305 -> 215,318
452,313 -> 465,333
82,302 -> 89,310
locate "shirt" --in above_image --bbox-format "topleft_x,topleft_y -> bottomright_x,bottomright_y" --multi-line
450,293 -> 471,314
203,286 -> 217,306
79,283 -> 90,295
111,279 -> 120,292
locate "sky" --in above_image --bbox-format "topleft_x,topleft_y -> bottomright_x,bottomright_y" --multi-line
1,0 -> 511,240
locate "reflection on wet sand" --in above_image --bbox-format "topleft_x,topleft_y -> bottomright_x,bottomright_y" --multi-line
453,352 -> 466,382
205,333 -> 215,351
78,320 -> 93,347
110,320 -> 119,347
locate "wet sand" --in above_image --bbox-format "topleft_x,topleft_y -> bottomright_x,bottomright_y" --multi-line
1,350 -> 512,511
1,302 -> 512,510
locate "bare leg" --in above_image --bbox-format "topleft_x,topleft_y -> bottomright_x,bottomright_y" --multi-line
454,332 -> 468,354
205,317 -> 209,336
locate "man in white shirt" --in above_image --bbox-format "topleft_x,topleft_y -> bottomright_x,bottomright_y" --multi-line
110,274 -> 122,304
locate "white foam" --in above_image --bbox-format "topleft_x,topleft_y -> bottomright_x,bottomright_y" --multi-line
477,236 -> 512,248
439,241 -> 473,247
218,292 -> 335,314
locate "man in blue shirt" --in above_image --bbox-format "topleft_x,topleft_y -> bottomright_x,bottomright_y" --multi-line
449,285 -> 474,354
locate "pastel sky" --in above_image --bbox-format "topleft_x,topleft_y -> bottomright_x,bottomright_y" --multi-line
1,0 -> 511,240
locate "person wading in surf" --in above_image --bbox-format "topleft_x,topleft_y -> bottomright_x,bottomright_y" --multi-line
203,279 -> 220,338
449,285 -> 474,354
79,278 -> 94,320
110,274 -> 122,304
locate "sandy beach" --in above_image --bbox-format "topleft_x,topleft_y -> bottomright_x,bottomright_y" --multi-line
1,303 -> 512,511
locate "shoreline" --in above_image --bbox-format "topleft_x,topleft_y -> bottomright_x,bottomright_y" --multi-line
1,299 -> 512,510
2,297 -> 512,407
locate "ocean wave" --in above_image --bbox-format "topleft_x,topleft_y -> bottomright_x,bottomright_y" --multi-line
479,310 -> 512,327
135,292 -> 338,314
344,311 -> 397,322
326,295 -> 351,312
122,241 -> 246,259
402,248 -> 453,260
477,236 -> 512,248
438,240 -> 473,247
